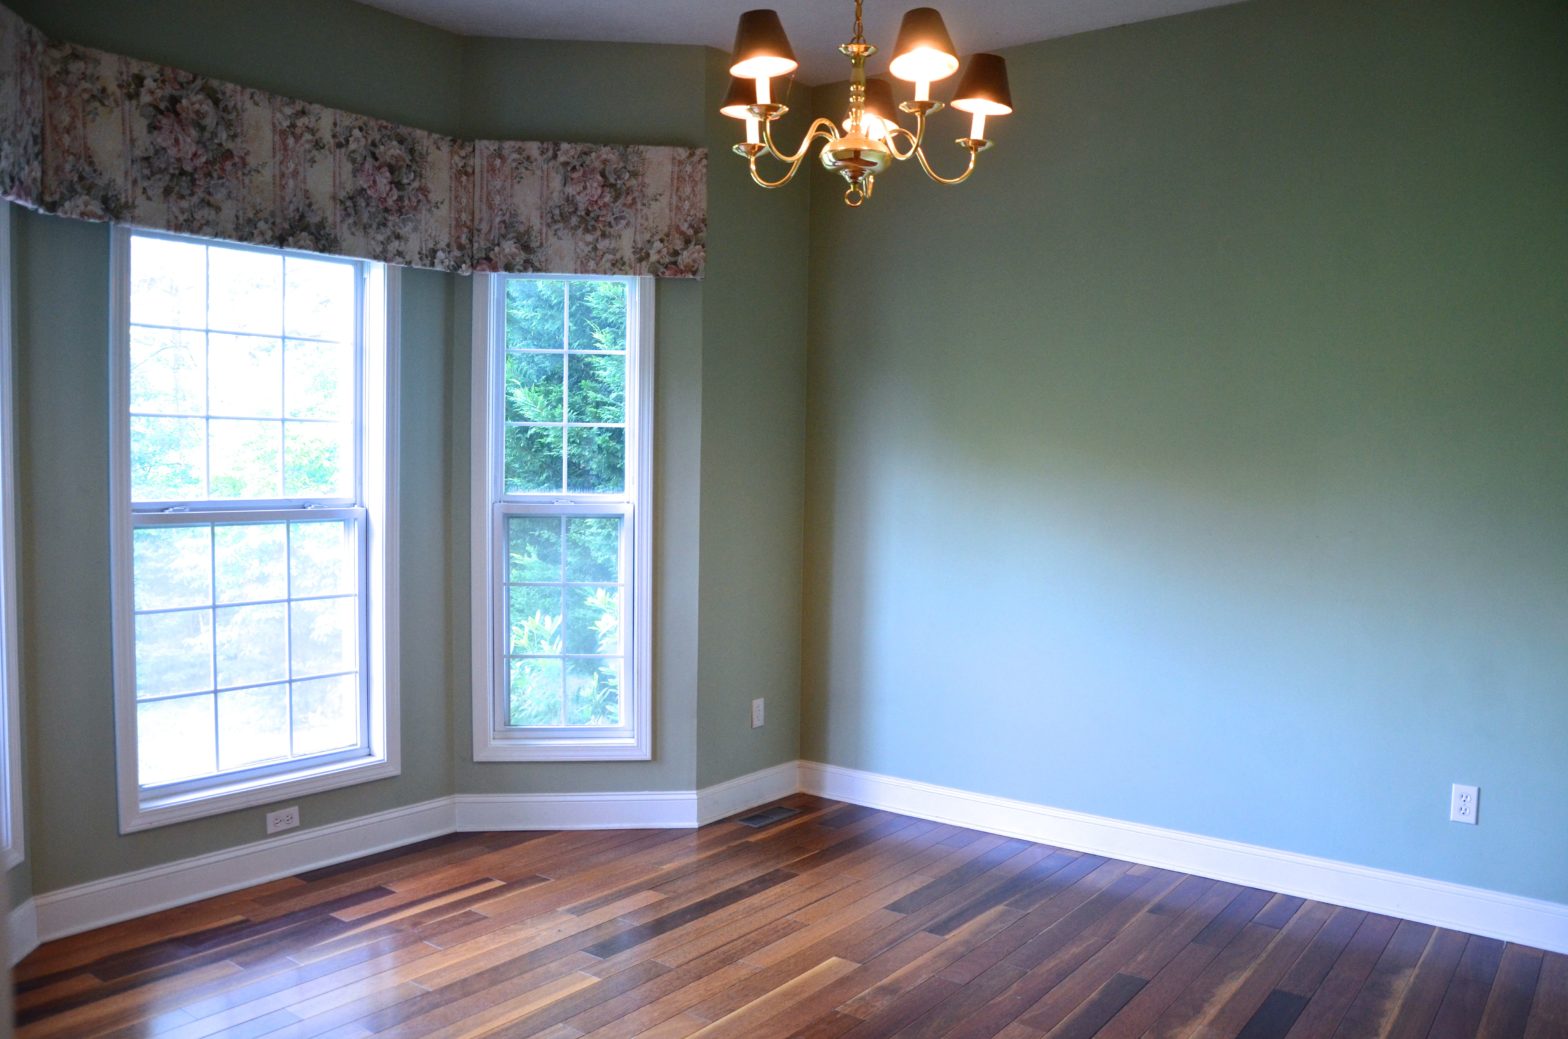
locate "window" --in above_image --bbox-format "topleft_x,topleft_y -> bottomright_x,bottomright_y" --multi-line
111,229 -> 399,832
0,202 -> 22,867
471,275 -> 652,760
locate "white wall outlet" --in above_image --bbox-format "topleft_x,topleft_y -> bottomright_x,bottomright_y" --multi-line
266,805 -> 300,834
751,698 -> 765,728
1449,784 -> 1478,825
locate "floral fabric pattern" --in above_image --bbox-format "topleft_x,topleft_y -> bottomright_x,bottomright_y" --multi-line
0,5 -> 42,205
0,3 -> 705,278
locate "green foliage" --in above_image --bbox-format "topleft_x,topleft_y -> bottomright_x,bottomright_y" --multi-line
504,514 -> 624,728
502,278 -> 629,496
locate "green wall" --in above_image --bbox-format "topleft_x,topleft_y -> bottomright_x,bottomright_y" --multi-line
695,49 -> 809,787
802,0 -> 1568,902
3,0 -> 811,894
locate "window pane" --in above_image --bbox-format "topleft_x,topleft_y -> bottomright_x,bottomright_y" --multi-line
508,657 -> 563,726
565,517 -> 620,583
566,353 -> 625,423
290,521 -> 356,597
565,586 -> 620,655
215,603 -> 288,688
567,281 -> 627,351
508,586 -> 562,655
135,609 -> 212,698
504,279 -> 564,350
566,659 -> 621,726
291,596 -> 357,677
213,523 -> 287,604
130,236 -> 206,329
284,256 -> 356,342
505,351 -> 564,423
133,527 -> 212,611
131,416 -> 205,501
217,684 -> 289,770
129,328 -> 205,415
138,695 -> 215,786
283,422 -> 351,498
507,516 -> 562,583
208,246 -> 282,335
566,427 -> 625,494
208,334 -> 282,418
285,339 -> 353,420
505,425 -> 564,494
292,674 -> 359,755
209,419 -> 282,499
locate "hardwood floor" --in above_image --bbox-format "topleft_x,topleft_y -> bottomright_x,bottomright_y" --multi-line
13,795 -> 1566,1038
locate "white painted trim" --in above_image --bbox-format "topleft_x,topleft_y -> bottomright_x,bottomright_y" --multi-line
697,760 -> 801,826
21,763 -> 797,946
0,201 -> 23,870
798,761 -> 1568,955
469,274 -> 655,762
108,232 -> 402,833
454,790 -> 696,830
34,797 -> 453,945
9,896 -> 37,966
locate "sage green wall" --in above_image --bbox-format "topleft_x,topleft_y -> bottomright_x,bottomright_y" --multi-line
4,0 -> 469,896
802,0 -> 1568,902
12,212 -> 454,891
7,0 -> 463,132
4,1 -> 811,893
695,50 -> 809,787
446,39 -> 711,795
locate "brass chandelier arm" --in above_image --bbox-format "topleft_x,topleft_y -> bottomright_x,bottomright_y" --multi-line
764,117 -> 841,164
911,140 -> 981,185
884,125 -> 915,161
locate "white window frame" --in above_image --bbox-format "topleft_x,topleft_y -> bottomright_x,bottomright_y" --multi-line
470,273 -> 653,761
110,227 -> 401,833
0,202 -> 23,868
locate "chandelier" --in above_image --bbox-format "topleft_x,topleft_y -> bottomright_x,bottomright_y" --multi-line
722,0 -> 1013,206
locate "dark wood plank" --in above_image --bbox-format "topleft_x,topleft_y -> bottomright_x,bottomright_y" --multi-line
1425,934 -> 1507,1039
1476,943 -> 1544,1039
12,797 -> 1543,1039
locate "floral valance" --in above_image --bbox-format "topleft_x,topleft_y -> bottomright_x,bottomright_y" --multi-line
0,4 -> 705,277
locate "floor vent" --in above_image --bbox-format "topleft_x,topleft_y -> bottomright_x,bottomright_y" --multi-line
736,805 -> 801,828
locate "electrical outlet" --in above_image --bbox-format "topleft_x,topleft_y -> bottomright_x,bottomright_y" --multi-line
1449,784 -> 1478,825
751,698 -> 765,728
266,806 -> 300,834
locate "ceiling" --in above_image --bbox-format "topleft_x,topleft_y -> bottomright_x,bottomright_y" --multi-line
353,0 -> 1247,84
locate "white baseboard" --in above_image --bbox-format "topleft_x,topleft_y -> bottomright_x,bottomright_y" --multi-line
9,896 -> 36,965
19,764 -> 799,948
798,761 -> 1568,955
22,760 -> 1562,959
454,790 -> 697,830
32,797 -> 454,946
697,761 -> 801,825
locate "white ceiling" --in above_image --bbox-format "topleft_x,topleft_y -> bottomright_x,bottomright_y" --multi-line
353,0 -> 1247,84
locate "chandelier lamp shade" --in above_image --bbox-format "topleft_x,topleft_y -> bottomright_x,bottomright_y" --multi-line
723,0 -> 1012,206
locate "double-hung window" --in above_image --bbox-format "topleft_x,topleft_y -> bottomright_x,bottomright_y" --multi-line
472,275 -> 652,760
111,229 -> 399,832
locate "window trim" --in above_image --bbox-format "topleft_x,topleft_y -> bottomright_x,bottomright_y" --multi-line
469,273 -> 653,761
110,227 -> 401,833
0,202 -> 24,868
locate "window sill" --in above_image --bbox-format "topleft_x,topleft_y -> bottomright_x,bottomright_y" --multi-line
474,733 -> 651,762
120,754 -> 399,834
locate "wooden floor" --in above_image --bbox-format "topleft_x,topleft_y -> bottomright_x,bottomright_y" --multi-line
13,795 -> 1566,1038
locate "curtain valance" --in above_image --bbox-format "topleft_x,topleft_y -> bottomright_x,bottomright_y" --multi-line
0,5 -> 706,278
